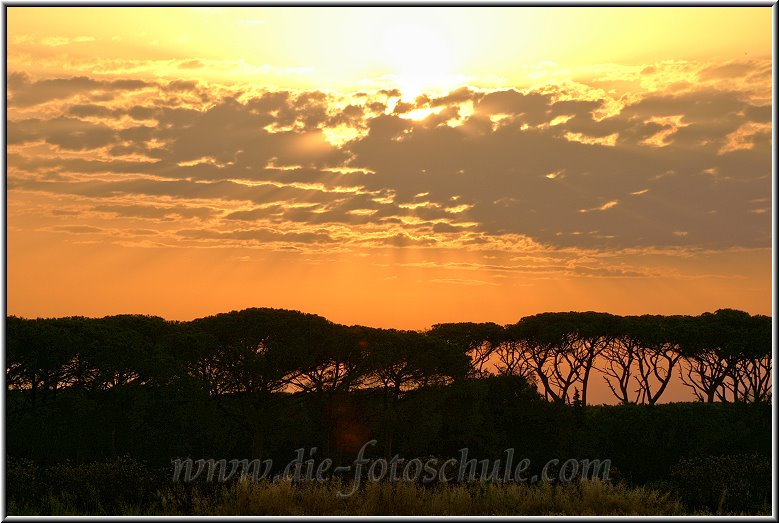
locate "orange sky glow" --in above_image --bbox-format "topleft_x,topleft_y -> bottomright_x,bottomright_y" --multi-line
3,6 -> 773,332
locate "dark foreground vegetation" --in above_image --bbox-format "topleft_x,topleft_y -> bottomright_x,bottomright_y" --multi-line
5,307 -> 772,515
5,454 -> 771,515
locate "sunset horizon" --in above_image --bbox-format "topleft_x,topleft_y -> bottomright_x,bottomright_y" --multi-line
5,7 -> 773,329
3,5 -> 774,516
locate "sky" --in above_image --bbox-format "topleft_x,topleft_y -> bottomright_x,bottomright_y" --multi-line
4,7 -> 774,330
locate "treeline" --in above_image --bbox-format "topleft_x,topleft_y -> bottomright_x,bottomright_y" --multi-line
5,308 -> 771,407
5,307 -> 772,490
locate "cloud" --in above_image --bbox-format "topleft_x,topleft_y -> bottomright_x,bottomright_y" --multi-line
176,227 -> 334,244
13,35 -> 97,47
6,59 -> 771,254
8,117 -> 117,150
7,73 -> 152,107
50,225 -> 105,234
580,200 -> 619,213
343,84 -> 769,249
428,278 -> 499,286
178,59 -> 204,69
92,204 -> 216,220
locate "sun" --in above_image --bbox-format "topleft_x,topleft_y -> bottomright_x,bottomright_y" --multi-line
381,23 -> 459,99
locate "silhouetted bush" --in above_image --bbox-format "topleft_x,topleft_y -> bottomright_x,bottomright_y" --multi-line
5,456 -> 169,515
669,454 -> 771,513
6,457 -> 45,509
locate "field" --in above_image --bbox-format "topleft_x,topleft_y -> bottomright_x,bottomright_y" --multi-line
7,478 -> 764,516
6,453 -> 771,516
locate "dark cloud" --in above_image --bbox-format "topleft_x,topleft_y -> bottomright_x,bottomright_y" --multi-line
50,225 -> 105,234
698,62 -> 757,80
166,80 -> 200,92
8,117 -> 117,150
177,60 -> 204,69
378,232 -> 436,247
8,73 -> 151,107
176,227 -> 334,244
68,104 -> 120,118
327,104 -> 364,126
344,88 -> 770,249
144,97 -> 347,168
8,175 -> 352,213
224,207 -> 285,221
92,204 -> 216,220
429,87 -> 479,107
475,89 -> 554,125
7,69 -> 770,251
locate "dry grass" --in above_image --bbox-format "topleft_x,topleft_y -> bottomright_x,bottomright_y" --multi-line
159,479 -> 687,516
12,478 -> 771,516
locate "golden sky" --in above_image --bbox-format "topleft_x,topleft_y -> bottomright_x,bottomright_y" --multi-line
4,6 -> 773,329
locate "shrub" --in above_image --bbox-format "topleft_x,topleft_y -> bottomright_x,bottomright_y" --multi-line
5,457 -> 44,509
669,453 -> 771,513
5,456 -> 168,515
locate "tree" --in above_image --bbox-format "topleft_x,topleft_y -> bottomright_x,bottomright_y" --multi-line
5,316 -> 78,404
360,327 -> 469,458
189,308 -> 331,396
566,312 -> 618,406
507,312 -> 616,405
678,310 -> 755,403
506,314 -> 580,404
719,313 -> 771,403
493,335 -> 535,380
427,322 -> 502,378
285,322 -> 368,395
632,315 -> 686,405
601,316 -> 640,404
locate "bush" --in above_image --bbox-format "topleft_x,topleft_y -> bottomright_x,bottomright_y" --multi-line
669,454 -> 771,513
5,456 -> 168,515
6,457 -> 45,509
48,455 -> 163,513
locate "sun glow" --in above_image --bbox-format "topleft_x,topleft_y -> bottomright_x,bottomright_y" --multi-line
382,23 -> 459,99
5,6 -> 772,334
398,106 -> 445,121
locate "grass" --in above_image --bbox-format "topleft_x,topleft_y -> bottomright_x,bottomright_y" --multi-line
8,479 -> 699,516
